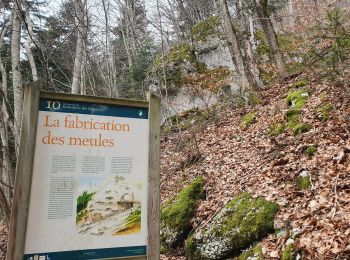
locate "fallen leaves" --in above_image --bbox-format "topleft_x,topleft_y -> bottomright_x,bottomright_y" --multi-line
160,73 -> 350,259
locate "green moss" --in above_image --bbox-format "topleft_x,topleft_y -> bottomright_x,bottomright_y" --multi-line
153,43 -> 197,87
238,245 -> 263,260
318,104 -> 333,121
282,243 -> 295,260
191,16 -> 222,42
290,79 -> 310,89
286,90 -> 309,110
284,90 -> 311,135
161,177 -> 204,250
221,193 -> 278,236
162,177 -> 204,229
184,235 -> 197,259
185,193 -> 278,259
242,112 -> 258,127
269,123 -> 286,137
292,123 -> 312,136
166,43 -> 196,65
286,109 -> 301,121
297,176 -> 311,190
306,145 -> 317,156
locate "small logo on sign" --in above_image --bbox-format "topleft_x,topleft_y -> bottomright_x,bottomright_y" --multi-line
139,110 -> 143,117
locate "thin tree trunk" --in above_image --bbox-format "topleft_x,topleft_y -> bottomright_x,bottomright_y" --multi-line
237,0 -> 263,88
72,0 -> 87,94
23,1 -> 38,81
119,10 -> 133,69
288,0 -> 295,31
253,0 -> 288,77
166,0 -> 183,41
0,18 -> 13,223
216,0 -> 253,90
11,0 -> 23,145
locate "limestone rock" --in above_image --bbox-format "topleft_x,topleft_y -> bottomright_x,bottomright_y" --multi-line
185,193 -> 278,259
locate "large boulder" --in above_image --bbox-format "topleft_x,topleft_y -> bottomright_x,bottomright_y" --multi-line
160,177 -> 204,253
185,193 -> 278,259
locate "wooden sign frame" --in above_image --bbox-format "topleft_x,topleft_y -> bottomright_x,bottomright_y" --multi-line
7,81 -> 160,260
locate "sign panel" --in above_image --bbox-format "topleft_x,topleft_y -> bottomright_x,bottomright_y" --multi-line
23,98 -> 149,259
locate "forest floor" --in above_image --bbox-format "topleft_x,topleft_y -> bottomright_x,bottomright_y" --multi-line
160,71 -> 350,259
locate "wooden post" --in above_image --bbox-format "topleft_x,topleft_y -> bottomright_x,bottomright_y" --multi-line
147,93 -> 161,260
7,81 -> 42,260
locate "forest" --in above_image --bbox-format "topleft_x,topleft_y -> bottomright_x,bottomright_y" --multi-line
0,0 -> 350,259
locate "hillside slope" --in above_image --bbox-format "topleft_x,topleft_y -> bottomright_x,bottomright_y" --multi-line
160,73 -> 350,259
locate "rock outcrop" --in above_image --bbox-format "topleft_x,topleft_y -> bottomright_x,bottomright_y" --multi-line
185,193 -> 278,259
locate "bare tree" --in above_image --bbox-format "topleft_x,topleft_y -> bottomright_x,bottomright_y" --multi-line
0,15 -> 14,223
72,0 -> 88,94
11,0 -> 23,143
236,0 -> 263,88
253,0 -> 287,77
23,0 -> 38,81
215,0 -> 256,90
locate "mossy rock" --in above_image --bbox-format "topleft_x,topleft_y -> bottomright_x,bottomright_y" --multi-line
185,193 -> 278,260
238,245 -> 263,260
284,90 -> 312,136
242,112 -> 258,127
160,177 -> 204,252
191,16 -> 222,42
153,43 -> 198,88
160,43 -> 197,65
286,90 -> 309,110
285,109 -> 301,121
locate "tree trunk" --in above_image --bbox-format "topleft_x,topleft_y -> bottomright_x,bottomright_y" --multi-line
288,0 -> 295,31
11,0 -> 23,144
216,0 -> 254,90
23,0 -> 38,81
236,0 -> 263,88
71,0 -> 87,94
102,0 -> 112,97
0,18 -> 14,223
253,0 -> 287,77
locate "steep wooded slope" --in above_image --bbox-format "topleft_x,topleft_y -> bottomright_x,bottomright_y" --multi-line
160,73 -> 350,259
